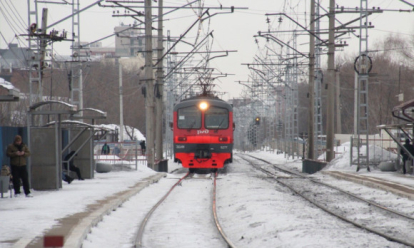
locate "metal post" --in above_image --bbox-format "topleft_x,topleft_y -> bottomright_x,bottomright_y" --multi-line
336,67 -> 342,134
326,0 -> 336,162
39,8 -> 48,105
119,62 -> 124,142
155,0 -> 164,162
145,0 -> 155,169
308,0 -> 316,160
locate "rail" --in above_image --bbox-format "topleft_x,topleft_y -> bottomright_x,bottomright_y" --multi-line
134,172 -> 190,248
238,154 -> 414,247
212,171 -> 237,248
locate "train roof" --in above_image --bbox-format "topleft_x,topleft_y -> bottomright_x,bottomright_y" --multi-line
173,95 -> 233,111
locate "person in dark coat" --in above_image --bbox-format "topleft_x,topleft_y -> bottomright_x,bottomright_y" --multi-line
6,135 -> 32,197
62,172 -> 74,184
113,145 -> 120,156
401,139 -> 414,174
140,140 -> 146,155
101,143 -> 110,155
64,151 -> 84,180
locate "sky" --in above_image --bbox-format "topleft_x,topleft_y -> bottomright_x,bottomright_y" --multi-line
1,0 -> 414,100
1,142 -> 413,247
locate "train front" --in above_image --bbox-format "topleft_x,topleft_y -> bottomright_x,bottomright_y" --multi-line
173,97 -> 233,170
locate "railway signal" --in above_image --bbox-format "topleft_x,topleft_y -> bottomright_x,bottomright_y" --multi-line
255,117 -> 260,125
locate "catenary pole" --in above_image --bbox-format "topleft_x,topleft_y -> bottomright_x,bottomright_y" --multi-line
307,0 -> 315,160
155,0 -> 164,162
145,0 -> 155,169
326,0 -> 336,162
336,67 -> 342,134
119,62 -> 124,143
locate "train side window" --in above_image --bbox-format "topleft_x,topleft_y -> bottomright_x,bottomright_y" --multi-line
205,107 -> 229,129
177,106 -> 201,129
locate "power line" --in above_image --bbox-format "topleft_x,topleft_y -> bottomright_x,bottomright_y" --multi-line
5,0 -> 27,29
0,7 -> 24,36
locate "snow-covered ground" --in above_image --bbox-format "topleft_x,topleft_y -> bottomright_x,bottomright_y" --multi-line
0,145 -> 413,248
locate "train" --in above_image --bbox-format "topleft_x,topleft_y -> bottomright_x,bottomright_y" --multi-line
172,94 -> 234,172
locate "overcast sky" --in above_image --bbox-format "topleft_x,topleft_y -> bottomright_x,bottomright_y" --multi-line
1,0 -> 414,99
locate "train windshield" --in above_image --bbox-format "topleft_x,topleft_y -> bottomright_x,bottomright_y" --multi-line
177,106 -> 202,129
205,106 -> 229,129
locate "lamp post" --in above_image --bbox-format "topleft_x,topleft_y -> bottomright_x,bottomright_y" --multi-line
398,63 -> 403,102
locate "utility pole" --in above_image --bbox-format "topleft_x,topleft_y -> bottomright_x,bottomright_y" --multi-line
39,8 -> 48,104
119,62 -> 124,143
155,0 -> 164,162
307,0 -> 315,160
326,0 -> 335,162
336,67 -> 342,134
145,0 -> 155,169
70,0 -> 82,116
354,72 -> 358,135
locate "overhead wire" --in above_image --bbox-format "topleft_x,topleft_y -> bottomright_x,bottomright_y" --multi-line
0,7 -> 24,37
5,0 -> 27,29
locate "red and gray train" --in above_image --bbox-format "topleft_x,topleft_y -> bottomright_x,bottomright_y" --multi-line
173,95 -> 234,172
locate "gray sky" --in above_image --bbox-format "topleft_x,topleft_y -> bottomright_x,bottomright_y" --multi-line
1,0 -> 414,99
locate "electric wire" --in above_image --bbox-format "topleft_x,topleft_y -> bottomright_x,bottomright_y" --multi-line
5,0 -> 27,29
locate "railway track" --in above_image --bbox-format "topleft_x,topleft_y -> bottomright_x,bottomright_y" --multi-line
238,154 -> 414,247
134,171 -> 190,247
134,171 -> 236,248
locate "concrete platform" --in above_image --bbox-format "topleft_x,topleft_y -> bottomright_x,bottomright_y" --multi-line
15,173 -> 167,248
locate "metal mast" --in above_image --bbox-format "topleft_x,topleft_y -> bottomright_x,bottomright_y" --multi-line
70,0 -> 82,113
164,31 -> 176,159
308,0 -> 316,160
144,0 -> 155,169
356,0 -> 371,171
155,0 -> 164,162
27,0 -> 40,105
314,0 -> 324,159
325,0 -> 336,162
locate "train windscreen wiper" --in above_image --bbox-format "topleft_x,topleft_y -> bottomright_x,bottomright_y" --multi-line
214,118 -> 225,133
187,121 -> 196,132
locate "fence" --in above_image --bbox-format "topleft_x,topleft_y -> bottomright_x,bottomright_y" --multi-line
94,141 -> 147,171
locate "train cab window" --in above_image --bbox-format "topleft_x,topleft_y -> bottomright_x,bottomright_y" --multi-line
205,107 -> 229,129
177,106 -> 202,129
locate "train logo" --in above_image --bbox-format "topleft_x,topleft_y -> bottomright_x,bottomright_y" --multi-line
197,130 -> 209,135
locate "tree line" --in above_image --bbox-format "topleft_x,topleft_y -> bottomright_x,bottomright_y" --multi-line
1,59 -> 146,138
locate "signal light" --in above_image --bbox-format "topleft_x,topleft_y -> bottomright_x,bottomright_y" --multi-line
178,137 -> 187,141
219,137 -> 228,142
255,117 -> 260,125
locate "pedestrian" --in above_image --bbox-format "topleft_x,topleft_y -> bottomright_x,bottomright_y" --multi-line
101,143 -> 110,155
140,140 -> 146,155
62,172 -> 74,184
113,145 -> 120,156
400,138 -> 414,174
64,151 -> 84,180
6,135 -> 32,197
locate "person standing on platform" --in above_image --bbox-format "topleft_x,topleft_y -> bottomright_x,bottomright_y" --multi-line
401,139 -> 414,174
140,140 -> 146,155
113,145 -> 120,156
7,135 -> 32,197
101,143 -> 110,155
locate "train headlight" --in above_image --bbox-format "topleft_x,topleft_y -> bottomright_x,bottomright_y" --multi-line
199,101 -> 209,110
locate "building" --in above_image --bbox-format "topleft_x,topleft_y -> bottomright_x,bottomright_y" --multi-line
0,44 -> 30,70
115,23 -> 158,58
73,42 -> 116,59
